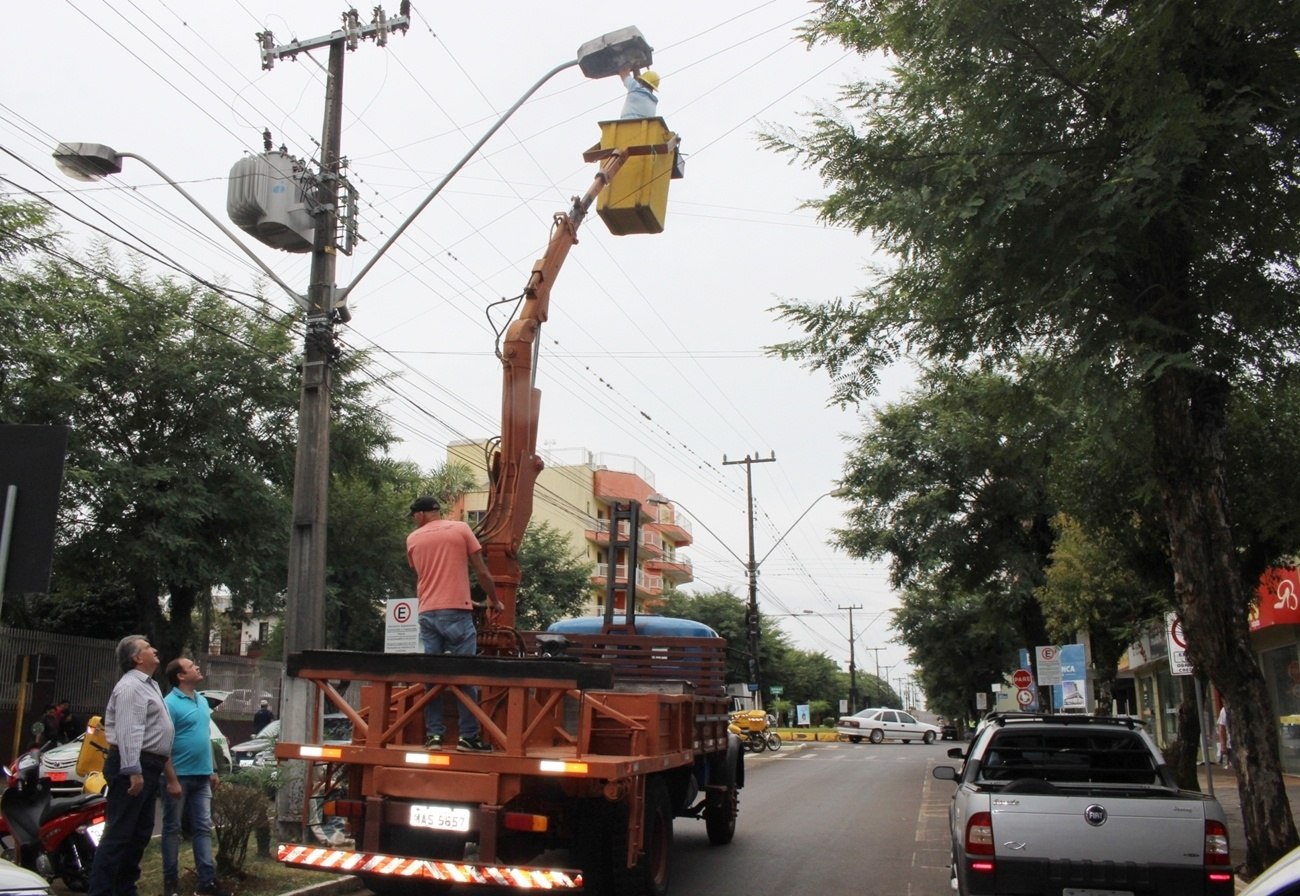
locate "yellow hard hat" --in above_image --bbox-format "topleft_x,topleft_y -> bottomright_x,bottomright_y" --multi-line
639,70 -> 660,91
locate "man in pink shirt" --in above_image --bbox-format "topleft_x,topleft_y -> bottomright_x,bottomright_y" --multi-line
407,495 -> 502,751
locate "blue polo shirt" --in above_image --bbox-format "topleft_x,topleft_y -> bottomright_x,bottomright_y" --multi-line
164,688 -> 213,776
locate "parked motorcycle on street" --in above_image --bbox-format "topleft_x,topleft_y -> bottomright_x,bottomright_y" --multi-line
0,744 -> 106,892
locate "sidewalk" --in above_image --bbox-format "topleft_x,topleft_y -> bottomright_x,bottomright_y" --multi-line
1199,762 -> 1300,891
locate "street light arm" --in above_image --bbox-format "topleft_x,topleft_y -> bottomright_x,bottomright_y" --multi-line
755,486 -> 849,568
647,493 -> 749,570
116,152 -> 305,308
340,58 -> 579,301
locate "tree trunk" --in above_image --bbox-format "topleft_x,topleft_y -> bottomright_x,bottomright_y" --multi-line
1148,368 -> 1298,875
1170,688 -> 1202,791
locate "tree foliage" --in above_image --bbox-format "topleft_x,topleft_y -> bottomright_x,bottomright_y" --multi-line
0,211 -> 415,659
769,1 -> 1300,868
514,522 -> 596,630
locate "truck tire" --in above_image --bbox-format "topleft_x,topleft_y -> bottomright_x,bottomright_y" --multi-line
869,729 -> 884,744
616,777 -> 672,896
704,747 -> 739,845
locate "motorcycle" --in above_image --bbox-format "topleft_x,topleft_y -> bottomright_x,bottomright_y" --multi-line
728,710 -> 782,753
0,744 -> 106,892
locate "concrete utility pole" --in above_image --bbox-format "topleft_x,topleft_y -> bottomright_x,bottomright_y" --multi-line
723,452 -> 775,708
862,644 -> 884,704
259,7 -> 409,840
839,604 -> 864,712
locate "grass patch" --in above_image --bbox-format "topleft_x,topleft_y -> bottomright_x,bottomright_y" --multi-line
52,837 -> 358,896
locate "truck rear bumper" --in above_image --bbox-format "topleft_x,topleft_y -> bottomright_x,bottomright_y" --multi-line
278,842 -> 583,890
960,855 -> 1235,895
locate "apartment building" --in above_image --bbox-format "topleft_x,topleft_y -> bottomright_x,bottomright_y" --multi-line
447,441 -> 694,614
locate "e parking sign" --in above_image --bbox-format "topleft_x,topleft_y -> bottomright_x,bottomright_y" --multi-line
385,597 -> 420,653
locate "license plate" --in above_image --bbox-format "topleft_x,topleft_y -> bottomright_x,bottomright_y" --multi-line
86,820 -> 106,846
409,803 -> 470,832
1063,890 -> 1134,896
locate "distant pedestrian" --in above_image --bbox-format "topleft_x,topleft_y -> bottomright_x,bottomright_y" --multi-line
618,66 -> 660,119
56,698 -> 80,744
407,494 -> 502,752
253,699 -> 274,733
36,703 -> 60,747
1217,703 -> 1231,768
86,635 -> 181,896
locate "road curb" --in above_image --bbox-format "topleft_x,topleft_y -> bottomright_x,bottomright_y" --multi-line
279,875 -> 366,896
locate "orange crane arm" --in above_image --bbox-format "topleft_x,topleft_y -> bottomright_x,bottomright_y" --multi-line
475,149 -> 631,629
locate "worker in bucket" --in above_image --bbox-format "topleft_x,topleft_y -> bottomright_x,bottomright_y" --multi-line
618,66 -> 660,119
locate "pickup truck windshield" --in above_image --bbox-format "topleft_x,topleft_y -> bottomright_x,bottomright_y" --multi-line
977,729 -> 1161,786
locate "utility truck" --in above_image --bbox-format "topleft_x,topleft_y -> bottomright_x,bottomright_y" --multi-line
273,28 -> 741,896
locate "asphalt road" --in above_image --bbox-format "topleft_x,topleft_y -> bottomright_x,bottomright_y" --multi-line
670,740 -> 954,896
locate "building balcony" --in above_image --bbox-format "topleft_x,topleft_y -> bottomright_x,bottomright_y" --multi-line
592,563 -> 665,600
645,554 -> 693,585
585,519 -> 664,556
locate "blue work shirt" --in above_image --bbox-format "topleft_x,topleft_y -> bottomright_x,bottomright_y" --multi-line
164,687 -> 214,776
620,73 -> 658,119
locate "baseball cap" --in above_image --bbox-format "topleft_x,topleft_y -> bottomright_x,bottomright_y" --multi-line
409,495 -> 441,514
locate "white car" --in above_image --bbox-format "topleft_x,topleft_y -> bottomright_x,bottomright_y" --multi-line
1241,843 -> 1300,895
231,714 -> 352,767
39,690 -> 232,795
0,857 -> 49,895
836,707 -> 941,744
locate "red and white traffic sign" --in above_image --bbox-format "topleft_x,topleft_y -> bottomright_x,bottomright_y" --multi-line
1016,688 -> 1035,707
1012,669 -> 1033,689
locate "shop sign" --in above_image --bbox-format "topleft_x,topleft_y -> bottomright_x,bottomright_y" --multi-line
1252,567 -> 1300,631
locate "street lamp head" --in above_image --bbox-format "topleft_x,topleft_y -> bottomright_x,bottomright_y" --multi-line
829,485 -> 850,498
646,493 -> 669,506
575,26 -> 653,79
52,142 -> 124,182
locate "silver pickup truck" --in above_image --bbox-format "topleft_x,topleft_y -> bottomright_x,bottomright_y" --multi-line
933,713 -> 1234,896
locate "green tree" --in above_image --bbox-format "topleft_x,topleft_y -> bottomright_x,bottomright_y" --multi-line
514,522 -> 596,630
768,1 -> 1300,868
835,366 -> 1056,683
0,241 -> 300,659
0,216 -> 413,661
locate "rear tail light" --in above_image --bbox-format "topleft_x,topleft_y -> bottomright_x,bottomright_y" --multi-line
1204,818 -> 1231,867
966,811 -> 994,858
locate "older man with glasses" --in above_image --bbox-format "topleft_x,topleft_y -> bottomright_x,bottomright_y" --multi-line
87,635 -> 181,896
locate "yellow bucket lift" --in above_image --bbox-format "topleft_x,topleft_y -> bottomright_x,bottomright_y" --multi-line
585,117 -> 682,236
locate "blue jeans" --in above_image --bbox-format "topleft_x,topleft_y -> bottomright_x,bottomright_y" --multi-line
162,775 -> 215,886
86,749 -> 166,896
419,610 -> 480,739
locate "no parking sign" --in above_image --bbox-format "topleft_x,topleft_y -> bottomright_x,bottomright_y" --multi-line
385,597 -> 420,653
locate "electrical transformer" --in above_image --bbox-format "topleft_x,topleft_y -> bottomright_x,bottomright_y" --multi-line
226,150 -> 315,253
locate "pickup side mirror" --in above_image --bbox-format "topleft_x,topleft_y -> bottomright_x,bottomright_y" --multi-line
947,747 -> 966,759
933,766 -> 958,781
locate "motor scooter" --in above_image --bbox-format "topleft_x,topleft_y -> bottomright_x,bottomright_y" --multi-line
0,745 -> 106,892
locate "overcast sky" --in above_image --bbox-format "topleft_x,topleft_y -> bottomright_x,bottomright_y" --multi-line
1,1 -> 918,692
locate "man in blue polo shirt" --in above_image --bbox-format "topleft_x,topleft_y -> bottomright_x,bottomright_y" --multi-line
161,658 -> 230,896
